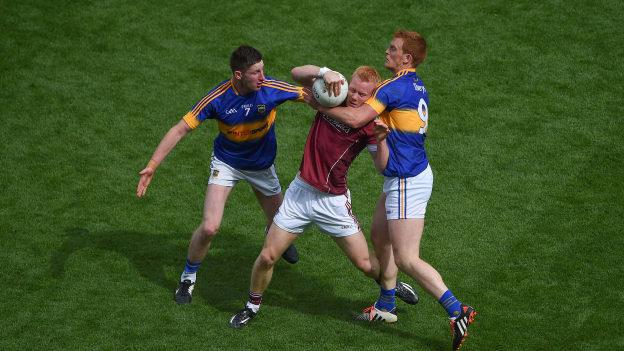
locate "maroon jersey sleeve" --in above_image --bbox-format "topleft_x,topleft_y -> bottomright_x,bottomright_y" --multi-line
362,120 -> 377,147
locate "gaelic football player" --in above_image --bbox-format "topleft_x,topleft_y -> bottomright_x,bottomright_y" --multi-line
229,65 -> 418,329
303,31 -> 477,350
136,46 -> 301,304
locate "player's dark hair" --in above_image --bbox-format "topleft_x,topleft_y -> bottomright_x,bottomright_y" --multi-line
393,30 -> 427,67
230,45 -> 263,73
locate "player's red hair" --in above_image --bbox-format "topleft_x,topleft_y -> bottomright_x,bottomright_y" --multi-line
393,30 -> 427,67
351,66 -> 381,85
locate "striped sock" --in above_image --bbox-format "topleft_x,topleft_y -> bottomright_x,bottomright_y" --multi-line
374,287 -> 396,311
246,292 -> 262,313
180,258 -> 201,283
439,289 -> 462,318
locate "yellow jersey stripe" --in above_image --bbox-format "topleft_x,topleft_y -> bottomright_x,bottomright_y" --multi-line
263,82 -> 305,101
218,109 -> 277,143
396,68 -> 416,76
371,69 -> 415,97
263,79 -> 299,90
183,111 -> 201,129
372,76 -> 402,99
191,81 -> 231,116
262,81 -> 300,93
381,109 -> 425,133
230,80 -> 240,95
373,78 -> 393,94
365,97 -> 386,115
192,81 -> 230,113
262,84 -> 300,94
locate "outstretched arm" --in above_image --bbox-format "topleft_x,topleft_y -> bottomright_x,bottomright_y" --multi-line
303,91 -> 378,129
136,119 -> 192,198
291,65 -> 344,97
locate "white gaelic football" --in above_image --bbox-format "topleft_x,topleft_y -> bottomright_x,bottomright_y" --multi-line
312,74 -> 348,107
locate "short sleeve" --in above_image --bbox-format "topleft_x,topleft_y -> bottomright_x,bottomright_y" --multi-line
262,79 -> 305,104
365,80 -> 399,114
182,82 -> 228,129
363,121 -> 378,147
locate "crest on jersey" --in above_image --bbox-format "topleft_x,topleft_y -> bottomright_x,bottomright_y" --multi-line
257,104 -> 266,114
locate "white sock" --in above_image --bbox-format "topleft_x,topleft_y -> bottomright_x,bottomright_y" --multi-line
246,301 -> 260,313
180,272 -> 196,283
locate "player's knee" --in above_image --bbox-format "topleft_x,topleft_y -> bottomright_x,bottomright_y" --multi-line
258,250 -> 278,268
392,250 -> 413,272
198,222 -> 219,240
354,258 -> 372,274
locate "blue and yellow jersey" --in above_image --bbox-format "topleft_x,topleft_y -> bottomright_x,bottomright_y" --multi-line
365,68 -> 430,178
182,77 -> 304,170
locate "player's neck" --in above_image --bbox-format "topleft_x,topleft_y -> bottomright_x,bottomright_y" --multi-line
232,78 -> 253,96
391,64 -> 415,75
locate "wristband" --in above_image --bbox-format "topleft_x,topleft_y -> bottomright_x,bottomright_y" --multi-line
317,66 -> 330,78
147,159 -> 159,170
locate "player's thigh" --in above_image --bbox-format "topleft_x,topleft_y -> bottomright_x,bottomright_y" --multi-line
201,183 -> 234,226
262,223 -> 299,259
371,192 -> 390,246
388,218 -> 425,259
332,231 -> 371,265
253,187 -> 283,220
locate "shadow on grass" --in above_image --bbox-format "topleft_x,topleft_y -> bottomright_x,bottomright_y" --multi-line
50,228 -> 445,350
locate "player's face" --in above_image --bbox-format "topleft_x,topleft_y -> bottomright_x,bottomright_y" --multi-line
385,37 -> 405,72
240,60 -> 265,92
346,75 -> 377,108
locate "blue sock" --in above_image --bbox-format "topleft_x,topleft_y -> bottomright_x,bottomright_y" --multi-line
180,258 -> 201,282
439,289 -> 462,318
184,258 -> 201,274
374,287 -> 396,311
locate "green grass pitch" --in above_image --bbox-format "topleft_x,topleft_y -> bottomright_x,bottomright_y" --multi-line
1,0 -> 623,350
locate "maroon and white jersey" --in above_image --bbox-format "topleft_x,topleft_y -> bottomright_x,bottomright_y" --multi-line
298,111 -> 377,195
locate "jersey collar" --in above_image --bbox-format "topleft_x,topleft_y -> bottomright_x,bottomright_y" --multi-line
230,79 -> 240,95
395,68 -> 416,77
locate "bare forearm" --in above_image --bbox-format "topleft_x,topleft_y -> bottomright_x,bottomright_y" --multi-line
149,120 -> 191,165
291,65 -> 321,87
321,104 -> 377,129
373,140 -> 389,173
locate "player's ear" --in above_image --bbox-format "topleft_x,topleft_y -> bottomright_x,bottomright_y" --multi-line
233,70 -> 243,80
403,53 -> 413,67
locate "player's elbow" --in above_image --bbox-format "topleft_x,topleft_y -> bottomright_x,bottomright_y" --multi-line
291,67 -> 304,81
173,121 -> 192,137
290,67 -> 299,79
374,163 -> 385,174
346,108 -> 376,129
346,117 -> 368,129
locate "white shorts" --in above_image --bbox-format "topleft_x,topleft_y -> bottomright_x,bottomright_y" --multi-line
273,176 -> 361,237
383,165 -> 433,220
208,155 -> 282,196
